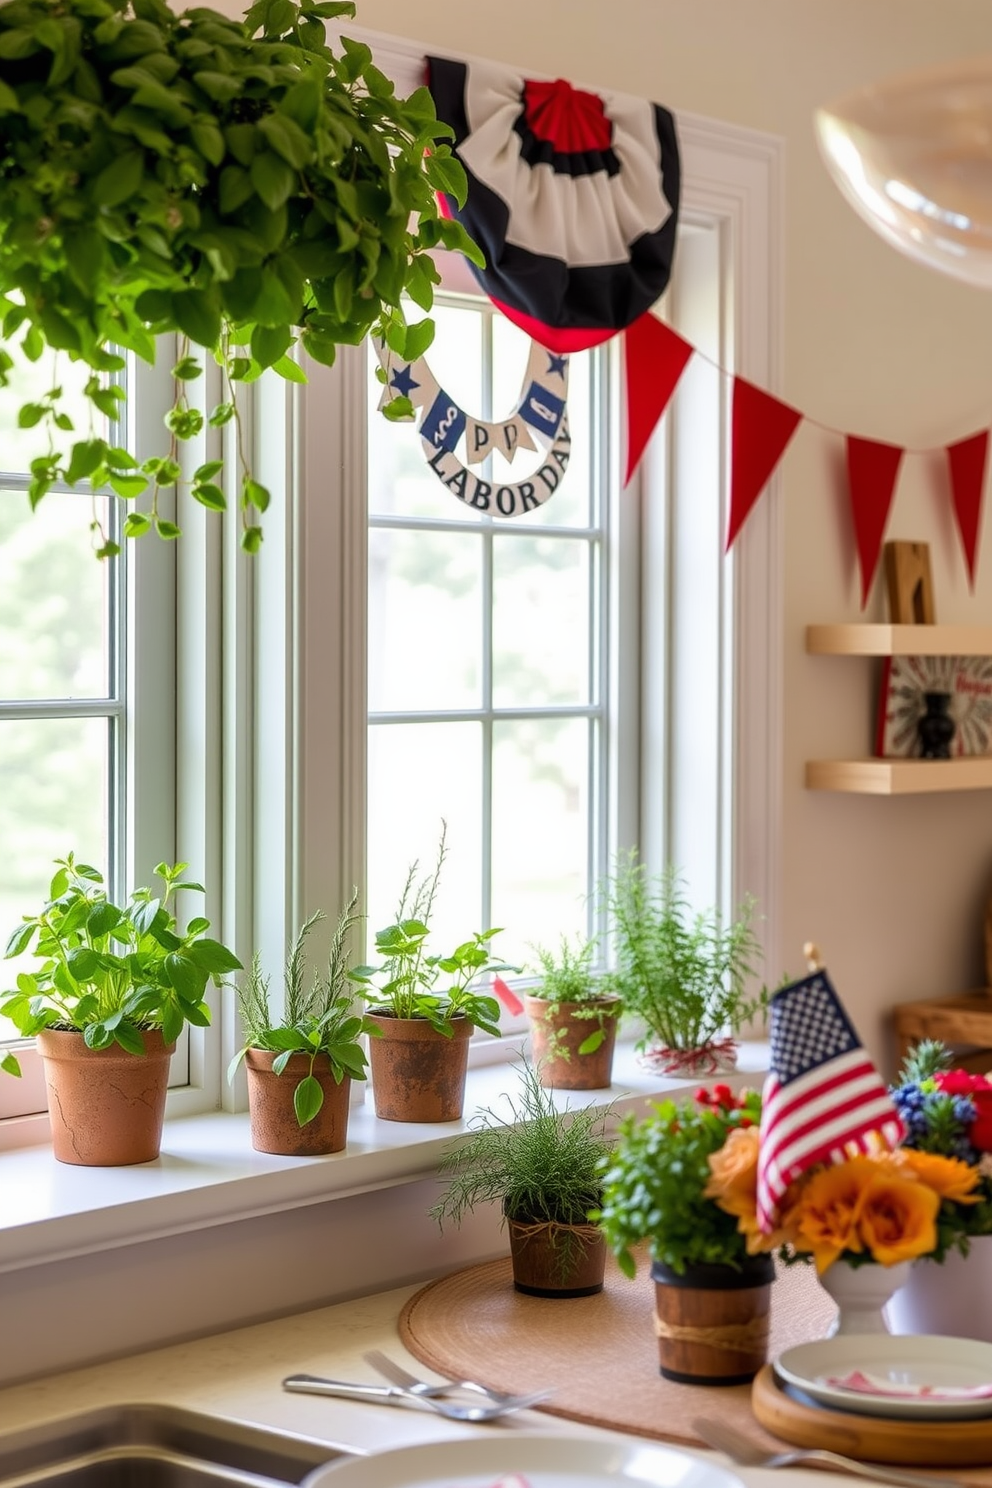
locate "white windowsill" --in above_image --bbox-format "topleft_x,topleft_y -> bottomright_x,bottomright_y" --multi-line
0,1039 -> 769,1277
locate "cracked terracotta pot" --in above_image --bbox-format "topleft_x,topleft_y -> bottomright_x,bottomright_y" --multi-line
525,994 -> 621,1091
366,1012 -> 472,1122
37,1027 -> 175,1165
244,1049 -> 352,1155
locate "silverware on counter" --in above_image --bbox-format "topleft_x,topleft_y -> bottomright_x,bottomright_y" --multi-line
362,1348 -> 546,1409
692,1418 -> 964,1488
282,1373 -> 550,1422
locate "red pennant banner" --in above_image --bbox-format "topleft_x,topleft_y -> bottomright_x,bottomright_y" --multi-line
846,436 -> 905,608
727,378 -> 803,550
946,430 -> 989,591
622,314 -> 694,485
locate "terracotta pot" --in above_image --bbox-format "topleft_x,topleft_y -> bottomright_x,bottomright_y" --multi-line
366,1012 -> 472,1122
525,994 -> 621,1090
651,1254 -> 774,1385
508,1216 -> 607,1297
37,1027 -> 175,1166
244,1049 -> 352,1156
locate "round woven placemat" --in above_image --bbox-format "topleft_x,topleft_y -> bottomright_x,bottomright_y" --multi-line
399,1256 -> 834,1452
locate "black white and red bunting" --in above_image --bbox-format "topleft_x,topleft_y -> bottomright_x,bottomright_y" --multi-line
427,56 -> 681,351
426,55 -> 688,486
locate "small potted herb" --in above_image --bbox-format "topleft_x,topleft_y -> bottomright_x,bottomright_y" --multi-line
349,827 -> 512,1123
1,854 -> 241,1165
229,894 -> 379,1156
524,934 -> 621,1091
593,1085 -> 775,1383
602,853 -> 767,1074
431,1059 -> 613,1296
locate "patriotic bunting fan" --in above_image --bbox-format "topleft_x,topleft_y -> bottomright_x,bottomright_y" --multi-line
427,56 -> 682,355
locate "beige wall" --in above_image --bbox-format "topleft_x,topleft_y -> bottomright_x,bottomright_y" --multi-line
360,0 -> 992,1072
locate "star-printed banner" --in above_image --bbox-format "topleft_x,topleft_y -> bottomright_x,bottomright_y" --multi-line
376,335 -> 572,518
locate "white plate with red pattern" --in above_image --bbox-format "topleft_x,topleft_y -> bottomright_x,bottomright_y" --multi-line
775,1336 -> 992,1420
300,1434 -> 742,1488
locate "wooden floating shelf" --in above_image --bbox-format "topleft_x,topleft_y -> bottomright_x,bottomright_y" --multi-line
806,757 -> 992,794
806,623 -> 992,657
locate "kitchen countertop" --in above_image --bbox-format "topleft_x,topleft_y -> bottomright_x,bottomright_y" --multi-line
0,1277 -> 901,1488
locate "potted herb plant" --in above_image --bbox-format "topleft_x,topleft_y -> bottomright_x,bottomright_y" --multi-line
524,934 -> 621,1092
229,894 -> 380,1156
593,1084 -> 775,1384
0,0 -> 481,556
602,853 -> 767,1074
430,1059 -> 613,1296
1,853 -> 241,1165
348,828 -> 511,1123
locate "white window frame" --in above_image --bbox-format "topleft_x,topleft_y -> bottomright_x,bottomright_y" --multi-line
0,52 -> 783,1329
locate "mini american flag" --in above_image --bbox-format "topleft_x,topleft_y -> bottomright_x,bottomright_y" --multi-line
756,968 -> 906,1232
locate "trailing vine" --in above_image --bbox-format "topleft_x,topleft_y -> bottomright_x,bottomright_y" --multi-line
0,0 -> 479,554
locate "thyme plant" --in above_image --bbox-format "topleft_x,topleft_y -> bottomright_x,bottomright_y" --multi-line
430,1059 -> 613,1281
529,933 -> 619,1060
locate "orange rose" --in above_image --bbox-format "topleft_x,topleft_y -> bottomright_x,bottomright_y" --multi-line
791,1157 -> 877,1273
705,1125 -> 760,1209
858,1172 -> 940,1265
888,1149 -> 982,1205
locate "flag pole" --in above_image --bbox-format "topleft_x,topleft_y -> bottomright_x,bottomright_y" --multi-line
803,941 -> 824,972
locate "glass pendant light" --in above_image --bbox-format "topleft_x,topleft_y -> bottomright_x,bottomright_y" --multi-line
815,55 -> 992,287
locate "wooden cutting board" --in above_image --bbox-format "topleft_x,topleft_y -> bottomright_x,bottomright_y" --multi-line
752,1364 -> 992,1470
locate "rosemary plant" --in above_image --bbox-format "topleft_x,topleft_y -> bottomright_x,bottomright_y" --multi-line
602,852 -> 766,1054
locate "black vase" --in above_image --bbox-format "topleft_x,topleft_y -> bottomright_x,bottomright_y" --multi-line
917,691 -> 955,759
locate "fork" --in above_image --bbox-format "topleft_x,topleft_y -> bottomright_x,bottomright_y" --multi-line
692,1417 -> 964,1488
282,1373 -> 550,1422
363,1348 -> 544,1409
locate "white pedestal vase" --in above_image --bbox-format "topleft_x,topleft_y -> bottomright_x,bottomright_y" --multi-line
886,1237 -> 992,1340
817,1261 -> 912,1336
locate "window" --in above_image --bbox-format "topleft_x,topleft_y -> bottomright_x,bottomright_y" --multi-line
0,43 -> 784,1155
365,300 -> 618,967
0,354 -> 179,1130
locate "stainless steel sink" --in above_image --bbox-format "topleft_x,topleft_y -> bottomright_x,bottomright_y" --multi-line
0,1402 -> 350,1487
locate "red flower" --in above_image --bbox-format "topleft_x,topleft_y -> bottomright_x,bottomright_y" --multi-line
936,1069 -> 992,1151
712,1083 -> 735,1109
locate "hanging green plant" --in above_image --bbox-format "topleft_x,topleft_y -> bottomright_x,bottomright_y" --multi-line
0,0 -> 480,554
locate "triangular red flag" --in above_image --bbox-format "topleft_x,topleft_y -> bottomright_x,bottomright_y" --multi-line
727,378 -> 802,550
622,314 -> 693,485
846,435 -> 905,608
946,430 -> 989,590
492,974 -> 524,1017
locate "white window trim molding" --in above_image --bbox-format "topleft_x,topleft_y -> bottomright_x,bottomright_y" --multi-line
0,46 -> 782,1304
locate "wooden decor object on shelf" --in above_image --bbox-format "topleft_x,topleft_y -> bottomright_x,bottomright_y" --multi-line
892,990 -> 992,1074
884,540 -> 935,624
985,892 -> 992,989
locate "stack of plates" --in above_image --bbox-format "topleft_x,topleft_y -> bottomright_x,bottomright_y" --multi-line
774,1336 -> 992,1421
